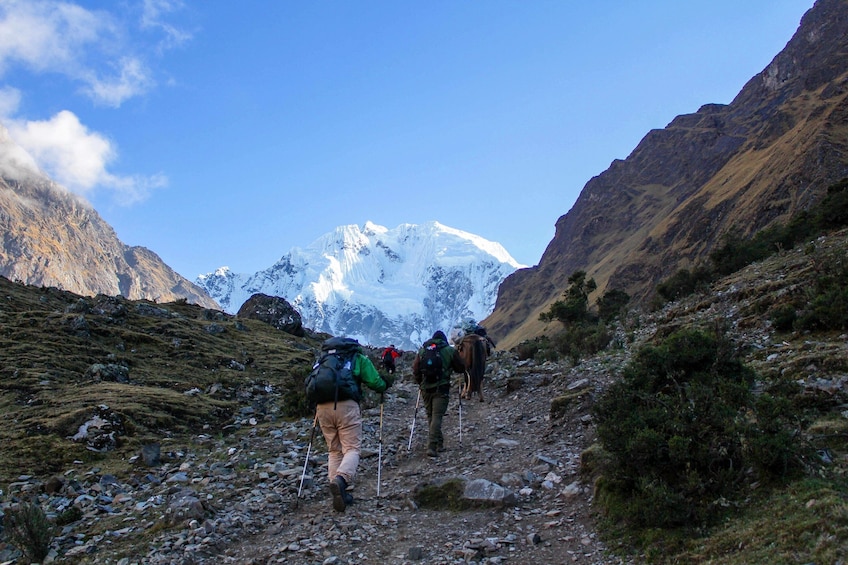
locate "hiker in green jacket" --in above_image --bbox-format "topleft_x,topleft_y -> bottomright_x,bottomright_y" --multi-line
412,330 -> 465,458
313,337 -> 393,512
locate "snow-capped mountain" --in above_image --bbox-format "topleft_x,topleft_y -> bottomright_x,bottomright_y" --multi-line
196,221 -> 525,350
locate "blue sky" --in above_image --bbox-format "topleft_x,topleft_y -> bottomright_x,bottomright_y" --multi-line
0,0 -> 814,280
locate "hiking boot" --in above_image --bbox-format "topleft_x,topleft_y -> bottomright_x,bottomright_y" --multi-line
329,476 -> 348,512
427,447 -> 438,458
343,492 -> 354,506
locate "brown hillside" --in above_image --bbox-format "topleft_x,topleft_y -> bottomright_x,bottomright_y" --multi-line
0,165 -> 218,309
486,0 -> 848,349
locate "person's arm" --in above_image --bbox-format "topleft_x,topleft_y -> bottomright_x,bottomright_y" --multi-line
355,354 -> 388,392
412,353 -> 422,384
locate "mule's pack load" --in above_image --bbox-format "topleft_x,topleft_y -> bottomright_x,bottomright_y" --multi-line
420,342 -> 444,383
449,318 -> 489,345
305,337 -> 362,407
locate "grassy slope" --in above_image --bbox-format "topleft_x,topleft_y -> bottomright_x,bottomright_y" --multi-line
0,279 -> 319,482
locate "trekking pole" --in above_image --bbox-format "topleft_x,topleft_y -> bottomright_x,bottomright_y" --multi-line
407,388 -> 421,451
296,411 -> 318,508
458,380 -> 463,445
377,393 -> 384,497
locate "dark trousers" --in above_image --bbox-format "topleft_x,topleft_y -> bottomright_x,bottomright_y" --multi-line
422,387 -> 449,450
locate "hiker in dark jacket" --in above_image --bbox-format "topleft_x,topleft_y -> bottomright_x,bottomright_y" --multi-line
412,330 -> 465,457
315,338 -> 392,512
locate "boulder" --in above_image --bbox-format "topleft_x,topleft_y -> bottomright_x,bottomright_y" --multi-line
236,293 -> 304,336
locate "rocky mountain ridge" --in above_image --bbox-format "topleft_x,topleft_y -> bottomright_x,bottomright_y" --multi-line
0,125 -> 218,310
196,221 -> 522,351
486,0 -> 848,349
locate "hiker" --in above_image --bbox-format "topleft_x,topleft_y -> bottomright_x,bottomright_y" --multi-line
309,337 -> 393,512
381,344 -> 401,374
412,330 -> 465,458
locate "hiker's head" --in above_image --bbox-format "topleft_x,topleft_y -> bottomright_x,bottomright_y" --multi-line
432,330 -> 447,342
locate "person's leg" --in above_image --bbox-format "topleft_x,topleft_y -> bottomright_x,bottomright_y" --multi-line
429,392 -> 449,455
334,400 -> 362,485
326,400 -> 361,511
422,390 -> 436,456
316,404 -> 342,480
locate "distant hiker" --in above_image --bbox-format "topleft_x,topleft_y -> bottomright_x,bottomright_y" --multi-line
305,336 -> 393,512
381,344 -> 401,374
412,330 -> 465,458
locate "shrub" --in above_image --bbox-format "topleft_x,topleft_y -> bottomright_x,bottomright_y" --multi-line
279,365 -> 313,418
515,339 -> 542,361
769,304 -> 797,332
597,288 -> 630,322
656,265 -> 714,302
553,322 -> 612,365
592,327 -> 800,530
3,501 -> 54,563
814,177 -> 848,230
540,271 -> 597,324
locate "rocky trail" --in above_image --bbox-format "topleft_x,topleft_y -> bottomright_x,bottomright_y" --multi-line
217,354 -> 633,565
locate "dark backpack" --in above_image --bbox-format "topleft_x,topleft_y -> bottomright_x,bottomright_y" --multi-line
305,337 -> 362,407
382,348 -> 394,363
420,343 -> 444,383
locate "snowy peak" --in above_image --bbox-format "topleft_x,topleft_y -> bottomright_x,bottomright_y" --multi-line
197,221 -> 524,350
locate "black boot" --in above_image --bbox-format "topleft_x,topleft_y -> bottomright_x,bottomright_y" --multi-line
330,476 -> 348,512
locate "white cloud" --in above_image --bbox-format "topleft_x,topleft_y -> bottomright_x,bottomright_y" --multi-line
81,56 -> 154,108
142,0 -> 192,52
0,0 -> 192,106
0,0 -> 111,81
5,110 -> 167,204
0,85 -> 21,117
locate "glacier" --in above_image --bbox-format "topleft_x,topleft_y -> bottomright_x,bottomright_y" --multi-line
196,221 -> 525,351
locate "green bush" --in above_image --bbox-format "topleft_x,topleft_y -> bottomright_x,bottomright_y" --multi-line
769,304 -> 797,332
279,365 -> 313,418
597,288 -> 630,322
515,339 -> 543,361
656,265 -> 714,302
592,327 -> 801,530
796,277 -> 848,332
814,178 -> 848,230
3,501 -> 54,563
553,322 -> 612,365
540,271 -> 597,324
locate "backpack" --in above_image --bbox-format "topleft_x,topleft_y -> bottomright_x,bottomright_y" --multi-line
420,342 -> 444,383
382,348 -> 394,363
305,337 -> 362,407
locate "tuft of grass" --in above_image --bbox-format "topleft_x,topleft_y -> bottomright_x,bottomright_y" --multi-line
413,478 -> 468,511
671,479 -> 848,565
3,500 -> 55,563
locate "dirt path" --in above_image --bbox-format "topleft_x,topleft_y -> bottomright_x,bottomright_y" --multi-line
223,358 -> 636,565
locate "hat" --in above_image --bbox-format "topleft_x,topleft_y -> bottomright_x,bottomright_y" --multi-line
432,330 -> 447,342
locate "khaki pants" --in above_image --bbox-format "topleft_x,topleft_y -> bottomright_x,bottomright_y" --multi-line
316,399 -> 362,485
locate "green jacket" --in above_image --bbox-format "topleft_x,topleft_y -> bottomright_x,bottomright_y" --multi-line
353,353 -> 388,394
413,337 -> 466,390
